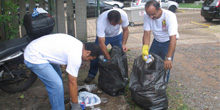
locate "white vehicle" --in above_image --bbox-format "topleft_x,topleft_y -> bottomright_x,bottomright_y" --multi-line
103,0 -> 124,8
131,0 -> 179,12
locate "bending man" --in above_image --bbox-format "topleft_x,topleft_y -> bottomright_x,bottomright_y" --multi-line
24,33 -> 100,110
84,9 -> 129,83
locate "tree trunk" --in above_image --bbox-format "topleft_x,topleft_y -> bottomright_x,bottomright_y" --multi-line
0,0 -> 4,40
50,0 -> 57,32
48,0 -> 51,13
66,0 -> 75,37
19,0 -> 26,37
29,0 -> 36,13
39,0 -> 46,9
75,0 -> 87,42
11,0 -> 19,38
55,0 -> 66,33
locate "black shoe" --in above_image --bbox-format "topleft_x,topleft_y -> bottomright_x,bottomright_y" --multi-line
84,76 -> 94,83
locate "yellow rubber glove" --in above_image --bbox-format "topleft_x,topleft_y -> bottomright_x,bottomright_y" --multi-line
142,45 -> 149,61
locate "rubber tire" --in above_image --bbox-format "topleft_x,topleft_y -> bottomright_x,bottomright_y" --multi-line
204,17 -> 213,22
129,22 -> 135,27
0,58 -> 37,93
113,4 -> 119,8
168,5 -> 177,13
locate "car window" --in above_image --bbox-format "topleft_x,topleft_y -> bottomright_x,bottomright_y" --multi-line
141,0 -> 150,3
87,1 -> 104,6
212,0 -> 218,4
204,0 -> 218,5
142,0 -> 147,3
88,2 -> 96,6
132,0 -> 137,2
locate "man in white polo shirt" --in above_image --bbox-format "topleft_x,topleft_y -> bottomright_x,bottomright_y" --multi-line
142,0 -> 179,82
84,8 -> 129,83
24,33 -> 100,110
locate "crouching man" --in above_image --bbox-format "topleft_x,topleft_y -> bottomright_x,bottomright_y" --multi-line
24,33 -> 100,110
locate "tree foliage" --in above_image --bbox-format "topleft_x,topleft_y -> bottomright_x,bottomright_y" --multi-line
0,0 -> 19,40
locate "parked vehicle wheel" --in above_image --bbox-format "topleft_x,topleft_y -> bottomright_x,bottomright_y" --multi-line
129,22 -> 135,27
113,4 -> 119,8
168,5 -> 177,13
0,57 -> 37,93
204,17 -> 213,22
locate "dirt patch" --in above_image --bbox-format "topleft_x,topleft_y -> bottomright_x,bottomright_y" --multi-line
170,43 -> 220,110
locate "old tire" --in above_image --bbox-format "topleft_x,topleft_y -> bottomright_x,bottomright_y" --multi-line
0,57 -> 37,93
204,17 -> 213,22
129,22 -> 135,27
168,5 -> 177,13
113,4 -> 119,8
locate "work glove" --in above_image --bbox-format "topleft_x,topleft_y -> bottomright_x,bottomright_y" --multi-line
70,102 -> 83,110
142,45 -> 149,61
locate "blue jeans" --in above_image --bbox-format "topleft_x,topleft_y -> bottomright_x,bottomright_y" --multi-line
149,39 -> 175,82
24,60 -> 64,110
88,33 -> 123,77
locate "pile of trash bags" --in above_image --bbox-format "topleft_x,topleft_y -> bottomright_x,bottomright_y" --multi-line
97,46 -> 168,109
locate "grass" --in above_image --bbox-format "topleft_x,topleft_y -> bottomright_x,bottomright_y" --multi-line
166,83 -> 192,110
213,65 -> 220,69
179,3 -> 202,9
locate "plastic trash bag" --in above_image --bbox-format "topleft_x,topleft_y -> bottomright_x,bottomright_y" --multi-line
98,46 -> 128,96
78,91 -> 101,107
78,84 -> 97,92
129,53 -> 168,110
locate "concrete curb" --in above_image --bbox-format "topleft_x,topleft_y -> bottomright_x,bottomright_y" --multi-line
209,25 -> 220,28
178,8 -> 201,10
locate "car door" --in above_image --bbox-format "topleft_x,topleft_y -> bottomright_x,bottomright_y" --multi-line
87,1 -> 96,17
161,0 -> 169,9
140,0 -> 149,6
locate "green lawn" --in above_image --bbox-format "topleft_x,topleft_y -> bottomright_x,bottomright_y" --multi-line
179,3 -> 202,8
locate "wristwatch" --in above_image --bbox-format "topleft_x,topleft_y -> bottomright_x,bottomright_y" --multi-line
165,57 -> 172,61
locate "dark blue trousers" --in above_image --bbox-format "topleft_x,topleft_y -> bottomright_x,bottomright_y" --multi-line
88,33 -> 123,77
149,39 -> 175,82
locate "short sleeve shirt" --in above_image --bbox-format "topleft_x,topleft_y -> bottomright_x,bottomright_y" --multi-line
143,9 -> 179,42
97,8 -> 129,37
24,33 -> 83,77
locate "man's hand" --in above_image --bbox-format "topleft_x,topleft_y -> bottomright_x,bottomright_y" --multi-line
164,60 -> 172,70
70,102 -> 82,110
122,44 -> 128,52
122,26 -> 129,53
98,37 -> 111,60
142,45 -> 149,61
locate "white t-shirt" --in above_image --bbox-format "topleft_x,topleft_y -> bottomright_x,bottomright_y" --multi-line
97,8 -> 129,38
24,33 -> 83,77
143,9 -> 179,42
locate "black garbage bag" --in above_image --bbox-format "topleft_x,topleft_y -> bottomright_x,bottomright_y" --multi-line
98,46 -> 128,96
129,53 -> 168,110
